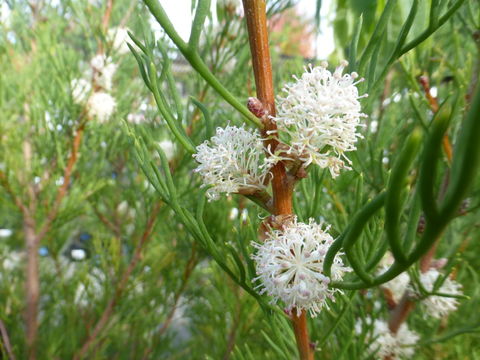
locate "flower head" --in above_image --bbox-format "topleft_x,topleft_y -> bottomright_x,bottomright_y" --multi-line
417,269 -> 462,318
90,54 -> 117,91
87,92 -> 116,122
273,61 -> 367,177
366,319 -> 419,359
252,218 -> 350,316
193,125 -> 271,201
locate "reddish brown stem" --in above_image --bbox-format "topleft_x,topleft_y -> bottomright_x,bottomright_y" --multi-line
24,215 -> 39,360
242,0 -> 293,216
292,312 -> 314,360
387,294 -> 416,334
242,1 -> 310,359
36,122 -> 86,242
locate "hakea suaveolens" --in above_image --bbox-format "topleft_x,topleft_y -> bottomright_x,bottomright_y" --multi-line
270,60 -> 367,177
251,217 -> 351,316
357,318 -> 419,360
415,268 -> 463,319
193,125 -> 272,201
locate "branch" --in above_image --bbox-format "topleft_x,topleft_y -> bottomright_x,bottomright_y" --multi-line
36,122 -> 86,243
142,245 -> 198,359
0,171 -> 29,216
73,202 -> 161,360
24,214 -> 39,360
0,319 -> 16,360
143,0 -> 262,127
241,1 -> 310,359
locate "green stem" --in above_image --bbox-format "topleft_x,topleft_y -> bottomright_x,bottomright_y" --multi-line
143,0 -> 262,128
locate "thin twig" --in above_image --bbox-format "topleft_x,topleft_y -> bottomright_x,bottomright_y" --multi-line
142,245 -> 198,359
73,202 -> 162,360
223,291 -> 242,360
36,122 -> 86,242
0,171 -> 29,216
92,205 -> 122,239
0,319 -> 16,360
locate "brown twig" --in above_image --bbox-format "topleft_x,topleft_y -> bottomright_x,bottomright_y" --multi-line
158,246 -> 197,336
0,319 -> 16,360
24,214 -> 38,360
0,171 -> 29,216
223,292 -> 243,360
73,202 -> 162,360
92,205 -> 122,239
241,1 -> 311,359
101,0 -> 114,31
142,245 -> 198,359
36,122 -> 86,242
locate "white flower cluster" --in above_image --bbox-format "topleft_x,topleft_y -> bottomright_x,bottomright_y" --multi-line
417,268 -> 462,319
252,218 -> 351,316
192,61 -> 366,199
86,91 -> 117,123
193,125 -> 272,201
377,253 -> 462,318
70,33 -> 122,123
90,54 -> 118,91
272,61 -> 366,177
365,319 -> 419,359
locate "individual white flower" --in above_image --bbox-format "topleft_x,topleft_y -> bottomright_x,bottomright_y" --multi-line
90,54 -> 117,91
107,27 -> 135,55
417,269 -> 462,318
71,78 -> 92,104
366,319 -> 419,359
252,218 -> 351,317
193,125 -> 271,201
87,92 -> 116,122
272,61 -> 367,177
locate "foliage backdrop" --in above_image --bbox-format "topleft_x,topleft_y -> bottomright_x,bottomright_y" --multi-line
0,0 -> 479,359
